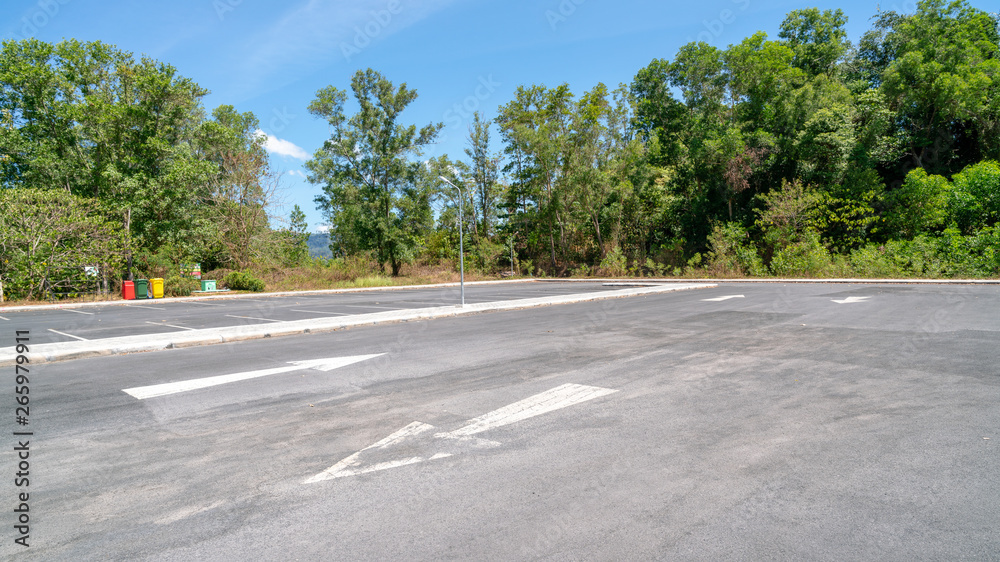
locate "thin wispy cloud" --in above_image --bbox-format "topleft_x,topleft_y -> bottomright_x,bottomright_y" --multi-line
230,0 -> 457,98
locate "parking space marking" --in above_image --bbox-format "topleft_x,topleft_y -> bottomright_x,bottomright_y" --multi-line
127,304 -> 166,310
0,316 -> 8,321
396,301 -> 451,307
189,301 -> 226,307
65,308 -> 95,315
289,309 -> 349,316
225,314 -> 283,323
145,321 -> 196,331
48,329 -> 88,341
339,304 -> 406,310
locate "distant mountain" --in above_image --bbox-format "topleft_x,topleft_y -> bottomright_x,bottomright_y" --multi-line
307,233 -> 332,259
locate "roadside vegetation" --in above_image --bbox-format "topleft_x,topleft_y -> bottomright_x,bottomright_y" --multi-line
2,1 -> 999,303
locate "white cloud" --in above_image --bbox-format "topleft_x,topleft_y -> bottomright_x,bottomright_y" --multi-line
256,129 -> 310,160
287,169 -> 306,177
315,225 -> 331,233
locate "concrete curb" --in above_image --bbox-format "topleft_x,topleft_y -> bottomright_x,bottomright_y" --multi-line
0,283 -> 713,366
540,278 -> 1000,285
0,278 -> 537,314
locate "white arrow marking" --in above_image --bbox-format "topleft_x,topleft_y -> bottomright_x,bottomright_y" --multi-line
305,383 -> 618,483
442,383 -> 617,437
122,354 -> 383,400
701,295 -> 745,302
832,296 -> 871,304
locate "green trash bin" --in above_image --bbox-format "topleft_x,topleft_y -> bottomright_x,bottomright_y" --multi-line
135,279 -> 149,299
201,280 -> 216,292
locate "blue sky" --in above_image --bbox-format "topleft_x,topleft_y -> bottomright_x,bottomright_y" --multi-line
3,0 -> 994,231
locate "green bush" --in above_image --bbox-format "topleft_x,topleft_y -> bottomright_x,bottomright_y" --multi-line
0,188 -> 123,300
164,274 -> 201,297
769,230 -> 834,277
706,222 -> 766,277
845,228 -> 1000,279
223,271 -> 265,292
950,161 -> 1000,234
598,246 -> 628,277
847,244 -> 907,278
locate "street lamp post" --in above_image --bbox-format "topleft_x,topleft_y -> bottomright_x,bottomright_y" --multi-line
439,176 -> 465,307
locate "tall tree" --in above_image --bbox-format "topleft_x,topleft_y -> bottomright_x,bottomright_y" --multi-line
307,69 -> 442,275
859,0 -> 1000,175
464,112 -> 501,241
778,8 -> 850,76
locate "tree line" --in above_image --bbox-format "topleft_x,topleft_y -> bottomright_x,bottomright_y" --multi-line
310,0 -> 1000,279
0,39 -> 308,299
2,1 -> 998,302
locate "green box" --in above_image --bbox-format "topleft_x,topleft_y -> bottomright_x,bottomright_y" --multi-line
201,280 -> 216,292
135,279 -> 149,298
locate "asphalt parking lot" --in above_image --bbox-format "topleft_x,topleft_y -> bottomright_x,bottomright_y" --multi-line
0,281 -> 623,345
1,281 -> 997,560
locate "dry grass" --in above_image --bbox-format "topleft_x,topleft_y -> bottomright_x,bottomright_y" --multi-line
260,260 -> 504,292
0,260 -> 521,307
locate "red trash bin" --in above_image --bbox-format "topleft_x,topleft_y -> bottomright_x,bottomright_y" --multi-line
122,280 -> 135,300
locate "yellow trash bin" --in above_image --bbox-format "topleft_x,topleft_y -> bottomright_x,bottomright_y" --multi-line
150,278 -> 164,298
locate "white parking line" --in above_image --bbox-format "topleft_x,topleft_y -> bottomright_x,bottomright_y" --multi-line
289,310 -> 349,316
48,329 -> 88,341
339,304 -> 404,310
0,316 -> 8,321
225,314 -> 283,323
145,321 -> 196,331
188,301 -> 226,307
396,301 -> 450,307
65,309 -> 95,315
127,304 -> 166,310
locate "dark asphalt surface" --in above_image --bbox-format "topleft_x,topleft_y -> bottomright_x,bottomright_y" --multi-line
0,281 -> 618,345
1,282 -> 998,560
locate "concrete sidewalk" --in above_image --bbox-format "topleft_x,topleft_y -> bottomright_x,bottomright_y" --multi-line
0,283 -> 713,366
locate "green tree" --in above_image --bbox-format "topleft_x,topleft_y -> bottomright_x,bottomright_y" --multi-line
885,168 -> 951,238
269,203 -> 310,267
859,1 -> 1000,174
0,38 -> 269,277
778,8 -> 850,76
0,189 -> 123,300
307,69 -> 442,275
465,112 -> 501,241
949,159 -> 1000,233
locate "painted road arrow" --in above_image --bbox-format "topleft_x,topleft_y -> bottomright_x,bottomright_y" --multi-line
122,354 -> 384,400
702,295 -> 745,302
832,296 -> 871,304
305,383 -> 618,483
